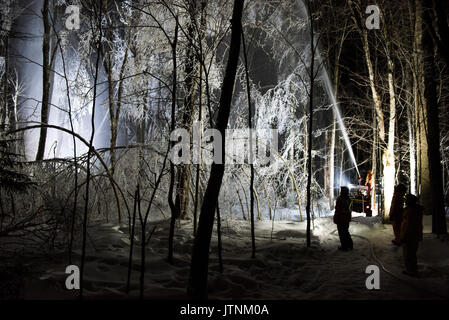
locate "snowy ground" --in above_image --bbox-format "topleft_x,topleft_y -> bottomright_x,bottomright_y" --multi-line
3,210 -> 449,300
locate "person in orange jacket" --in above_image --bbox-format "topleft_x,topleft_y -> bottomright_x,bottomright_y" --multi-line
333,186 -> 353,251
390,184 -> 407,246
365,170 -> 374,199
400,194 -> 424,277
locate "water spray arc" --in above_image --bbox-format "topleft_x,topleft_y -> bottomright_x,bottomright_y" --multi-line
321,67 -> 361,180
298,0 -> 361,181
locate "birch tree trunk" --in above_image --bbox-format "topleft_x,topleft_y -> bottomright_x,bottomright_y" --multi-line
382,55 -> 396,220
349,0 -> 397,219
413,0 -> 432,213
406,70 -> 416,195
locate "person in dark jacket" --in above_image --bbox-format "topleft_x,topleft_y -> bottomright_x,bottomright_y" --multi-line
400,194 -> 424,277
333,186 -> 353,251
390,184 -> 407,246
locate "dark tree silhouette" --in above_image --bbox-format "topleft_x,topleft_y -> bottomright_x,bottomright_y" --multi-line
241,29 -> 256,258
187,0 -> 244,299
168,20 -> 179,264
36,0 -> 57,161
422,0 -> 447,235
306,0 -> 319,248
79,3 -> 102,298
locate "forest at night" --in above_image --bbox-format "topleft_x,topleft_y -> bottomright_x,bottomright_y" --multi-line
0,0 -> 449,304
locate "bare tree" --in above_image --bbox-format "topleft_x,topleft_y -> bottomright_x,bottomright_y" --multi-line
305,0 -> 321,248
35,0 -> 58,161
348,0 -> 396,219
241,28 -> 256,258
187,0 -> 244,299
167,19 -> 179,265
80,1 -> 103,299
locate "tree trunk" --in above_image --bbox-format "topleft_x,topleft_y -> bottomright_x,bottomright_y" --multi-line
1,28 -> 9,132
193,0 -> 208,234
168,22 -> 179,264
80,6 -> 102,296
350,0 -> 396,220
175,0 -> 202,220
371,110 -> 377,212
329,119 -> 336,209
35,0 -> 51,161
431,0 -> 449,68
414,0 -> 433,214
422,0 -> 447,235
102,0 -> 118,176
216,202 -> 223,273
126,186 -> 138,294
382,55 -> 396,220
406,72 -> 416,195
361,27 -> 385,143
136,112 -> 146,144
241,28 -> 256,258
306,0 -> 315,248
187,0 -> 244,299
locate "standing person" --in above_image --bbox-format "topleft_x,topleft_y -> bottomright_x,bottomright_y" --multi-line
365,170 -> 374,199
390,184 -> 407,246
400,194 -> 424,277
333,186 -> 353,251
